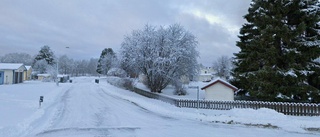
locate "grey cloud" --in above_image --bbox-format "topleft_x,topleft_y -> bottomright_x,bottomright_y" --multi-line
0,0 -> 251,66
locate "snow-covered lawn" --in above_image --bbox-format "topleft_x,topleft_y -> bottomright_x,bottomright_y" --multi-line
0,81 -> 71,128
135,81 -> 208,100
0,77 -> 319,137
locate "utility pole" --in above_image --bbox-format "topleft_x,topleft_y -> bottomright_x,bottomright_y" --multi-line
56,60 -> 59,86
55,46 -> 70,86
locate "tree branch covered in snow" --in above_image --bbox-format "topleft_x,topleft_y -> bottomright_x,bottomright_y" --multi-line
120,24 -> 199,93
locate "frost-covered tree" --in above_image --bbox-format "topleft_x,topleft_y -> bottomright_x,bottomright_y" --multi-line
0,53 -> 33,65
96,48 -> 117,75
107,68 -> 127,78
72,60 -> 89,76
33,59 -> 49,74
34,45 -> 55,65
212,55 -> 232,80
232,0 -> 320,102
46,64 -> 58,81
121,24 -> 199,93
87,58 -> 99,76
58,55 -> 74,74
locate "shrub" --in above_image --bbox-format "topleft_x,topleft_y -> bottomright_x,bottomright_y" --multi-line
106,76 -> 134,90
107,68 -> 127,78
172,80 -> 187,95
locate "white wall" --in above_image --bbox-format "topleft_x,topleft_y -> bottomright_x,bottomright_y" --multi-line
24,71 -> 27,81
205,82 -> 234,101
4,70 -> 13,84
198,74 -> 212,82
27,68 -> 32,80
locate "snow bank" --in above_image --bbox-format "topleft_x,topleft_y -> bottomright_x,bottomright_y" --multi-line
0,81 -> 73,137
100,79 -> 320,134
136,82 -> 207,100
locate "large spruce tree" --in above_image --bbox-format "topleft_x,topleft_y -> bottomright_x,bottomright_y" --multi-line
232,0 -> 320,102
33,45 -> 55,65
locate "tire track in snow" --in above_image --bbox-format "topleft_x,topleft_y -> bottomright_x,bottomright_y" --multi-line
96,86 -> 177,121
91,84 -> 182,131
35,127 -> 139,137
34,80 -> 140,136
46,82 -> 97,128
46,86 -> 73,129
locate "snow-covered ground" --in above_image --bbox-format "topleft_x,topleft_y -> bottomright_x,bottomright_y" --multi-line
135,81 -> 208,100
0,77 -> 319,137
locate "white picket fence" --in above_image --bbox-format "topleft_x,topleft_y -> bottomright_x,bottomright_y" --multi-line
133,87 -> 320,116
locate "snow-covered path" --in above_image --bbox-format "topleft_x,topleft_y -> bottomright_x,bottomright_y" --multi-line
1,77 -> 319,137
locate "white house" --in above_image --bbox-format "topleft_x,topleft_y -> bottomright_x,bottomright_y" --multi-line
201,78 -> 238,101
0,63 -> 27,85
197,66 -> 215,82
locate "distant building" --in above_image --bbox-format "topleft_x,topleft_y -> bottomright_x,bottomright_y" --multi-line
57,74 -> 70,83
197,65 -> 215,82
0,63 -> 27,85
201,78 -> 237,101
37,74 -> 51,81
24,66 -> 32,80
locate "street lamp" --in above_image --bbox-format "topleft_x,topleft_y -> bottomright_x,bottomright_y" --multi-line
56,56 -> 59,86
56,46 -> 70,86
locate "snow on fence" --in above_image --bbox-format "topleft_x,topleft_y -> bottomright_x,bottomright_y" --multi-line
176,99 -> 320,116
133,87 -> 320,116
133,87 -> 177,105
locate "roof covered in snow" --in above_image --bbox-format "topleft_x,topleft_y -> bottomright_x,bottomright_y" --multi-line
57,74 -> 69,77
201,78 -> 238,91
37,74 -> 51,77
25,66 -> 32,70
0,63 -> 26,70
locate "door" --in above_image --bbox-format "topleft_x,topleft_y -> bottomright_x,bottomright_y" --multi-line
14,72 -> 23,84
0,71 -> 4,85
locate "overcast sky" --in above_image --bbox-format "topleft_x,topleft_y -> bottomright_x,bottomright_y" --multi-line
0,0 -> 251,66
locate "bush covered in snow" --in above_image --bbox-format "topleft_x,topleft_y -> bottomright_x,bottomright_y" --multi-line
107,68 -> 127,78
172,80 -> 187,95
106,76 -> 134,90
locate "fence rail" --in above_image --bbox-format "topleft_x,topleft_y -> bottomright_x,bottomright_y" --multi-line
132,87 -> 320,116
133,87 -> 177,105
176,99 -> 320,116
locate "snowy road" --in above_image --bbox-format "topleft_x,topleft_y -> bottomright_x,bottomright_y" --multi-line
33,78 -> 219,137
2,77 -> 319,137
38,78 -> 185,136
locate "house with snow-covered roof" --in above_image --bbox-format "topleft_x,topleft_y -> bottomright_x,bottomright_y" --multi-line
197,66 -> 215,82
201,78 -> 238,101
37,74 -> 51,81
0,63 -> 27,85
